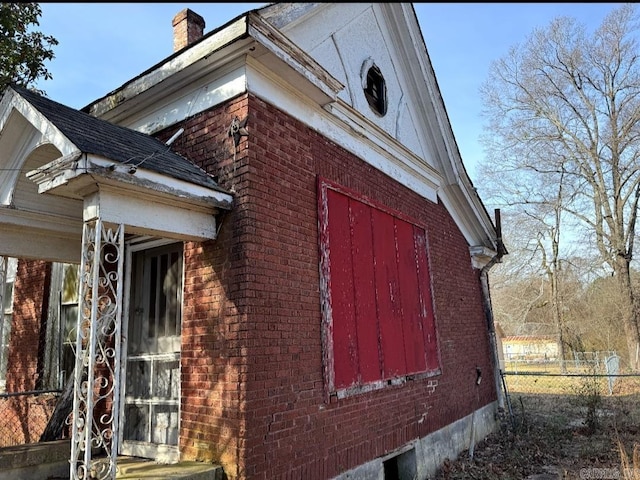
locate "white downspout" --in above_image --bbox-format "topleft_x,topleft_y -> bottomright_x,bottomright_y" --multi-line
480,255 -> 504,410
477,208 -> 506,411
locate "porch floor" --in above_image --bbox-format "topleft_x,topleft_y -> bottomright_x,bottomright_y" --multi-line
0,441 -> 223,480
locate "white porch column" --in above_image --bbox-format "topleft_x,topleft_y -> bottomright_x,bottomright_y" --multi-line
70,219 -> 125,480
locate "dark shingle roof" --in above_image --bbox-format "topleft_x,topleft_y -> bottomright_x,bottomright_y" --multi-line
11,84 -> 224,191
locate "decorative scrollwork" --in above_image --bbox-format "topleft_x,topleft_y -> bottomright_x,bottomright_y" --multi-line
70,219 -> 124,480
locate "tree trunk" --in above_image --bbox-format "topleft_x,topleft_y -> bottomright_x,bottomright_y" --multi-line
616,257 -> 640,371
40,369 -> 84,442
551,272 -> 567,373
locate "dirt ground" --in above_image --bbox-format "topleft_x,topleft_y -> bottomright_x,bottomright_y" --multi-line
433,389 -> 640,480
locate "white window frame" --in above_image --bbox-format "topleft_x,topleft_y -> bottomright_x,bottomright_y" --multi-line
0,257 -> 18,392
43,262 -> 80,390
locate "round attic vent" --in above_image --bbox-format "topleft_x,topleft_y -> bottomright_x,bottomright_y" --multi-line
361,58 -> 387,116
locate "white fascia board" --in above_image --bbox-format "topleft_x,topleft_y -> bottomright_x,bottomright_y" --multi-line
439,184 -> 497,252
89,16 -> 252,119
88,13 -> 344,131
27,154 -> 233,211
378,4 -> 497,247
0,205 -> 81,262
87,156 -> 233,209
0,204 -> 81,237
83,187 -> 218,241
383,3 -> 460,183
0,224 -> 81,263
123,63 -> 248,134
245,57 -> 441,204
97,46 -> 254,129
469,245 -> 497,269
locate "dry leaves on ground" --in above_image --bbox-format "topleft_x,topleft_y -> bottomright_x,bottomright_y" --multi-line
434,392 -> 640,480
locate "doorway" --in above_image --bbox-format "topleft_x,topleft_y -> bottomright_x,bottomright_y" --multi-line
120,241 -> 183,463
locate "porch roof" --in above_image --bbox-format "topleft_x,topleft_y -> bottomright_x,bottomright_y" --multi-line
11,85 -> 226,192
0,85 -> 234,262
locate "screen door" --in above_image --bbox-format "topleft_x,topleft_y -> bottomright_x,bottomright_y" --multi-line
121,243 -> 182,463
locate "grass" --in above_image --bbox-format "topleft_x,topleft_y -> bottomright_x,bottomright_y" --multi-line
502,365 -> 640,396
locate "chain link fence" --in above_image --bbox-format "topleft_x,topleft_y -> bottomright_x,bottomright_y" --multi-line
501,352 -> 640,425
0,390 -> 63,447
0,259 -> 75,448
503,369 -> 640,396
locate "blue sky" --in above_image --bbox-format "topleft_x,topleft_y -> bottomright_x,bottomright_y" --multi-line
33,3 -> 622,184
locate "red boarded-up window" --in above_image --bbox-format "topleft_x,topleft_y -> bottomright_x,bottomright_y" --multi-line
318,178 -> 439,394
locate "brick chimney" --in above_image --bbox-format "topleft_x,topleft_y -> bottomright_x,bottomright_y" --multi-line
172,8 -> 205,52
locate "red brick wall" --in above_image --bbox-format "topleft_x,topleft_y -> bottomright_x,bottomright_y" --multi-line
0,394 -> 58,446
1,259 -> 54,446
6,259 -> 50,393
158,93 -> 496,479
157,96 -> 251,475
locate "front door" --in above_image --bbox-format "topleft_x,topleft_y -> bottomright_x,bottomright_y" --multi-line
121,242 -> 183,463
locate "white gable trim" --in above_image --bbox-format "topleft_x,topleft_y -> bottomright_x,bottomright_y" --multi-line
246,12 -> 343,103
83,3 -> 497,251
0,88 -> 79,157
0,89 -> 80,206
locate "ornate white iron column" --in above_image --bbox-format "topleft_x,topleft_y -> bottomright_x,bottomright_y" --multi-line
70,219 -> 124,480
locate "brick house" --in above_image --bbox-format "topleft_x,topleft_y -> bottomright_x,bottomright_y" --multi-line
502,335 -> 559,363
0,3 -> 505,479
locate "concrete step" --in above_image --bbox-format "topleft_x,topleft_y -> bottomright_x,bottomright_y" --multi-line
0,440 -> 70,480
0,442 -> 224,480
115,456 -> 224,480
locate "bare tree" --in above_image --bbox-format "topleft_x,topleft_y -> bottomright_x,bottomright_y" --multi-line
480,4 -> 640,369
477,135 -> 576,370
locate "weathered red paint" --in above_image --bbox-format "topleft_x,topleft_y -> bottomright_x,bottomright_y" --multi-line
349,199 -> 380,384
326,188 -> 359,389
319,178 -> 440,392
414,227 -> 439,371
371,208 -> 406,378
396,219 -> 427,374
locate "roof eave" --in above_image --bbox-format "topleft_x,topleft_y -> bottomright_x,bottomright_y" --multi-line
26,153 -> 234,212
85,11 -> 344,123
